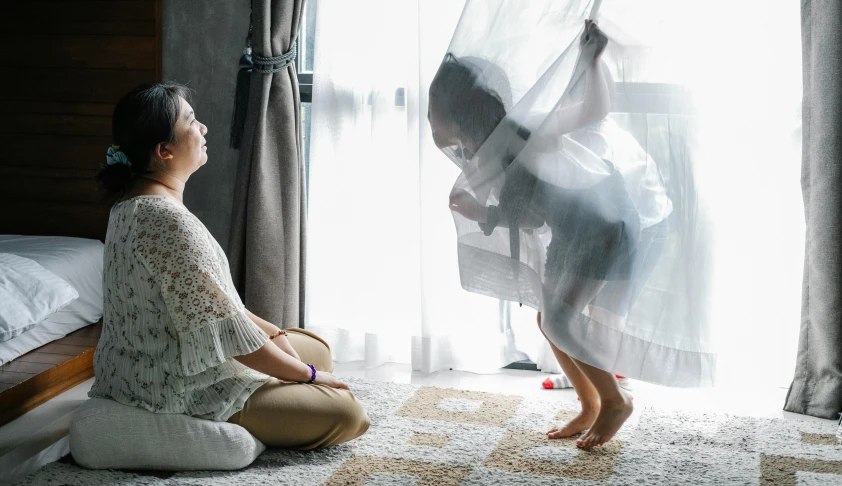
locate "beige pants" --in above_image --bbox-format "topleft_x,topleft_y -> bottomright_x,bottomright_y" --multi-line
228,328 -> 370,449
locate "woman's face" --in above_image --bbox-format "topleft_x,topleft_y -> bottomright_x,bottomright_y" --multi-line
164,97 -> 208,175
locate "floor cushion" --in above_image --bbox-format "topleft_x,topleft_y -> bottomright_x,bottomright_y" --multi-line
70,398 -> 265,471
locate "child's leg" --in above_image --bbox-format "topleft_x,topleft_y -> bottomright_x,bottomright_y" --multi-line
562,223 -> 670,446
540,273 -> 608,439
537,312 -> 601,438
542,275 -> 634,447
569,357 -> 633,448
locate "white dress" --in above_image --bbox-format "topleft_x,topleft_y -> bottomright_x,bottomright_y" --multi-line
89,196 -> 271,421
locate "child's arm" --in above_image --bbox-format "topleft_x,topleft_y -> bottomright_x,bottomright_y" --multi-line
553,20 -> 610,135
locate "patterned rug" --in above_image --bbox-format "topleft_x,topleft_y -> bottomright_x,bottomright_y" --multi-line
21,377 -> 842,485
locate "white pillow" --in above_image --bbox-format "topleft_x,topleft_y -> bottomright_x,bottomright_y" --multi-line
0,253 -> 78,342
70,398 -> 266,471
0,236 -> 104,327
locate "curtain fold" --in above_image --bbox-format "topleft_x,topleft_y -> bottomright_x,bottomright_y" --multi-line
228,0 -> 307,328
784,0 -> 842,419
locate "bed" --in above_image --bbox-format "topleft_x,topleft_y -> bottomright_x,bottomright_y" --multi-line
0,5 -> 162,480
0,235 -> 105,426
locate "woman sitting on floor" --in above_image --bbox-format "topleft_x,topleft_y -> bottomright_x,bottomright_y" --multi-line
90,82 -> 370,449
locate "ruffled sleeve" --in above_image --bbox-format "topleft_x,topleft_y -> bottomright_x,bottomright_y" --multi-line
134,201 -> 268,376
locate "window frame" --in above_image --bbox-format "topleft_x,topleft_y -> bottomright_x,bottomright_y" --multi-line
296,1 -> 316,103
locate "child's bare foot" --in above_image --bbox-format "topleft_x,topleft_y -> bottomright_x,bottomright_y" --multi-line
576,392 -> 633,448
547,402 -> 599,439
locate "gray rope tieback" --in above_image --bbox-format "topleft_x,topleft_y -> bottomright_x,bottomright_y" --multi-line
229,0 -> 299,149
252,41 -> 297,73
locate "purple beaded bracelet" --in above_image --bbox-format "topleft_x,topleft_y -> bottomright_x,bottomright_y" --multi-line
306,363 -> 316,384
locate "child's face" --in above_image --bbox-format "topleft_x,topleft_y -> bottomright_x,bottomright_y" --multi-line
428,100 -> 457,150
428,100 -> 478,165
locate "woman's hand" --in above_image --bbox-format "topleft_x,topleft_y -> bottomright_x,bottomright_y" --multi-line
270,332 -> 301,361
245,309 -> 301,361
449,189 -> 488,222
312,371 -> 350,390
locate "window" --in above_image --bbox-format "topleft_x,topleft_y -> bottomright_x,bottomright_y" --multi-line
297,1 -> 317,199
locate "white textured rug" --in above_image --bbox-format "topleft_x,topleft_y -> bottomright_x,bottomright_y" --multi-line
21,377 -> 842,485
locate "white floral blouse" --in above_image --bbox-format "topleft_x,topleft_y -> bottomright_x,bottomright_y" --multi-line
89,195 -> 271,421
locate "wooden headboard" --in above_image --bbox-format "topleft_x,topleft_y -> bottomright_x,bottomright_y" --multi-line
0,0 -> 163,241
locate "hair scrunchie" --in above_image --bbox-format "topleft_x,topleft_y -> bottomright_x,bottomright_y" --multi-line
106,145 -> 131,167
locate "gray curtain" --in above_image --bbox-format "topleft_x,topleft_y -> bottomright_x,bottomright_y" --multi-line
229,0 -> 306,328
784,0 -> 842,419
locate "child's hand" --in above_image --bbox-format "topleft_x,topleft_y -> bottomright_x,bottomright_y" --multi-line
449,189 -> 487,221
580,19 -> 608,64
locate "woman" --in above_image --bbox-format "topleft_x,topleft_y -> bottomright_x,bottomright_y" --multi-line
429,21 -> 671,448
91,83 -> 370,450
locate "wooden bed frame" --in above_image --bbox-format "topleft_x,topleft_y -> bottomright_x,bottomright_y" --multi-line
0,322 -> 102,427
0,0 -> 162,427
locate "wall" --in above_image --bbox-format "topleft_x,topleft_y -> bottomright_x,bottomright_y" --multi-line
162,0 -> 250,250
0,0 -> 162,240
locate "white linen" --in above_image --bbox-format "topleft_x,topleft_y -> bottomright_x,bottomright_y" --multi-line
0,235 -> 104,328
0,253 -> 78,342
0,312 -> 93,365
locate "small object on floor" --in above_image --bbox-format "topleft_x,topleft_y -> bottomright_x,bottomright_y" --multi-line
542,375 -> 573,389
616,374 -> 633,391
542,374 -> 633,391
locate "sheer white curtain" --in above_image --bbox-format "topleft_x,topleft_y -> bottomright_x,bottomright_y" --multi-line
306,0 -> 803,385
609,1 -> 802,389
306,0 -> 527,373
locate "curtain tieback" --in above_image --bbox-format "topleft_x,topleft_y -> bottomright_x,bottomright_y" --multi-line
253,41 -> 297,73
229,40 -> 298,149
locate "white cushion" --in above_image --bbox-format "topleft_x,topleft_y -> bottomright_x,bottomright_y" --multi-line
0,253 -> 78,342
70,398 -> 266,471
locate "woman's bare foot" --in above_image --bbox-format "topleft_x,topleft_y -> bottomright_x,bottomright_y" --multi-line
547,402 -> 599,439
576,392 -> 633,448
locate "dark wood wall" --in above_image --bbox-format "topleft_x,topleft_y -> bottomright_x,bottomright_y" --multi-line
0,0 -> 162,240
